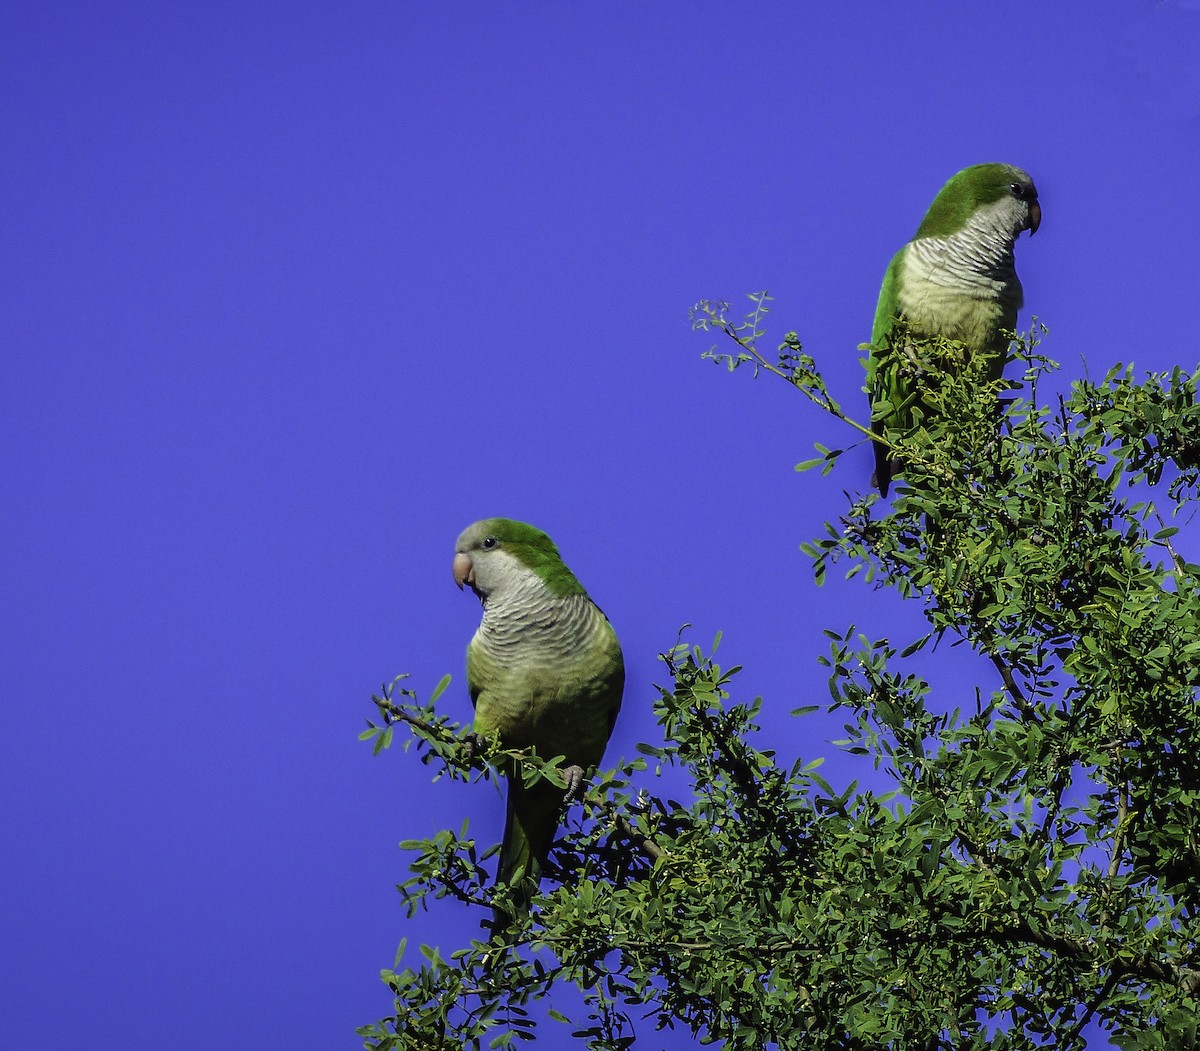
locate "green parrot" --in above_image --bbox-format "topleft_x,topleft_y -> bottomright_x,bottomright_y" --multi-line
868,162 -> 1041,495
452,517 -> 624,925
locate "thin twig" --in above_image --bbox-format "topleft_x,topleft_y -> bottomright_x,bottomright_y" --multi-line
1150,503 -> 1189,576
1061,972 -> 1120,1046
1108,781 -> 1130,882
987,650 -> 1037,721
373,696 -> 446,737
715,322 -> 874,441
1035,762 -> 1071,846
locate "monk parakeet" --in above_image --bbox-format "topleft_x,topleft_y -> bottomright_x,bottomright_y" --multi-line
868,163 -> 1041,495
453,518 -> 624,923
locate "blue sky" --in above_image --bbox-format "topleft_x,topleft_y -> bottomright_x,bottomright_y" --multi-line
4,3 -> 1199,1047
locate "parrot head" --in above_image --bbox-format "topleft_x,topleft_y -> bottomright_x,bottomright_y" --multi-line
453,518 -> 586,604
915,162 -> 1041,243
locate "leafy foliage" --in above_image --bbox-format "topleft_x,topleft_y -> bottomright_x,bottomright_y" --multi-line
360,297 -> 1200,1049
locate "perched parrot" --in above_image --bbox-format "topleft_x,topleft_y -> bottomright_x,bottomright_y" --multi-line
452,517 -> 624,925
867,162 -> 1041,495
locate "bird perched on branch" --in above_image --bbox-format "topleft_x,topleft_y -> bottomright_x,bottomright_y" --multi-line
453,518 -> 624,929
867,163 -> 1041,495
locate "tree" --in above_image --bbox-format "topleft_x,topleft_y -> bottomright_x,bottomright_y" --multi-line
358,296 -> 1200,1050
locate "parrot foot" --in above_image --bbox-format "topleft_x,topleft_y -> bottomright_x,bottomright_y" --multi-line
463,732 -> 487,765
561,764 -> 587,803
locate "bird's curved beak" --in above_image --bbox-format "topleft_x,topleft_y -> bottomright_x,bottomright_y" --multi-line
452,552 -> 475,590
1027,200 -> 1042,235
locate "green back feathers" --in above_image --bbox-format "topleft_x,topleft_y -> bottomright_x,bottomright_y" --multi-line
472,518 -> 587,597
914,163 -> 1033,240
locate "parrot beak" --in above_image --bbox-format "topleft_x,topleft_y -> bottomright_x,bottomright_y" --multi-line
1027,200 -> 1041,235
452,552 -> 475,590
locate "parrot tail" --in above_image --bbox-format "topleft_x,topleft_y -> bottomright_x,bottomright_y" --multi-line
490,776 -> 565,938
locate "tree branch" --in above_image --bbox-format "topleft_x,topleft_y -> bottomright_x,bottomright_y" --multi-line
612,811 -> 665,863
1107,779 -> 1130,882
987,649 -> 1037,721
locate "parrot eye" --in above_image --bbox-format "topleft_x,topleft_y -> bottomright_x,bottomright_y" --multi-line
482,536 -> 498,550
1009,182 -> 1026,198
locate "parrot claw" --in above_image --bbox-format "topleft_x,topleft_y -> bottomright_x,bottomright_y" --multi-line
463,732 -> 486,765
561,764 -> 586,803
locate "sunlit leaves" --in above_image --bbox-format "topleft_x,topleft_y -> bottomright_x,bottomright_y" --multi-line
360,305 -> 1200,1049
